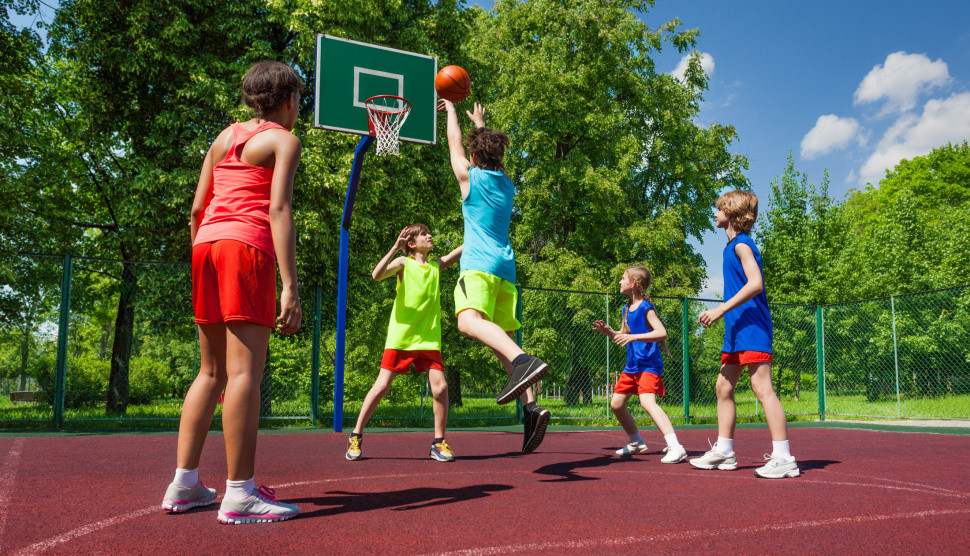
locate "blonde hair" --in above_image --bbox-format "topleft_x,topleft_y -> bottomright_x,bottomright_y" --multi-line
716,190 -> 759,234
624,266 -> 671,357
401,223 -> 430,257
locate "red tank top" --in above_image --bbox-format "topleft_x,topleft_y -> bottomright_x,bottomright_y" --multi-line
194,121 -> 285,257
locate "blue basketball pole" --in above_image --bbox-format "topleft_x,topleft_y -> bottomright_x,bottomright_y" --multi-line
334,135 -> 374,432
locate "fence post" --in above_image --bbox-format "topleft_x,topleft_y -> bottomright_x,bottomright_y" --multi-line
515,285 -> 523,423
53,254 -> 72,430
891,296 -> 900,418
605,294 -> 611,419
681,297 -> 690,425
815,305 -> 825,421
311,283 -> 321,426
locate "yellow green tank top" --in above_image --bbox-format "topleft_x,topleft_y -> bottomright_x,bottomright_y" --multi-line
384,258 -> 441,351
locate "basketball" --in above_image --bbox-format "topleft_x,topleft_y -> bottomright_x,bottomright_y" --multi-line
435,65 -> 471,102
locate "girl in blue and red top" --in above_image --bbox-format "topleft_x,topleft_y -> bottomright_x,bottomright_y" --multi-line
593,266 -> 687,463
162,61 -> 305,523
690,190 -> 800,479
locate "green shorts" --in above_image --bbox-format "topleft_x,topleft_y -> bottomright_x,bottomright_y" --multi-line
454,270 -> 521,332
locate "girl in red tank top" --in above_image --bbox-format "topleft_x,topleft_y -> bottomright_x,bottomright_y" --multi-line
163,61 -> 305,524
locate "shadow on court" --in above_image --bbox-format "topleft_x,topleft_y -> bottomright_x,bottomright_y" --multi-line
533,454 -> 639,482
291,483 -> 514,517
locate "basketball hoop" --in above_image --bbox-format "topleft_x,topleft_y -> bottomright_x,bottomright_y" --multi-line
365,95 -> 412,156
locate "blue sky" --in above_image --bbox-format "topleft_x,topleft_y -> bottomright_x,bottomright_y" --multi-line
10,2 -> 970,296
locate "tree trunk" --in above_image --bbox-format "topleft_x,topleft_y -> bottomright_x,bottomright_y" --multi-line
107,262 -> 137,414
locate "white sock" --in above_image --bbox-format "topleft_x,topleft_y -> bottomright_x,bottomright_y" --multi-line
772,440 -> 792,459
226,477 -> 256,501
173,468 -> 198,488
716,436 -> 734,455
629,432 -> 644,444
664,433 -> 680,448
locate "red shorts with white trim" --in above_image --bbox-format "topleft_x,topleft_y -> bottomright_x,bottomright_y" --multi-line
380,349 -> 444,374
614,371 -> 665,396
720,350 -> 773,366
193,239 -> 276,327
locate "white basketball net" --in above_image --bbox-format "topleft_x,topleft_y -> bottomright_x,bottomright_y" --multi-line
365,95 -> 412,156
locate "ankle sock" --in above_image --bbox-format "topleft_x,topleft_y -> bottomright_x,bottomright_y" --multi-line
772,440 -> 792,459
716,436 -> 734,455
628,432 -> 644,444
226,477 -> 255,501
173,468 -> 198,488
664,433 -> 680,448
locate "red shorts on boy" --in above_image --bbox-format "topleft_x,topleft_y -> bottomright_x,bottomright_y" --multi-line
193,239 -> 276,327
614,371 -> 665,396
721,350 -> 773,366
381,349 -> 444,373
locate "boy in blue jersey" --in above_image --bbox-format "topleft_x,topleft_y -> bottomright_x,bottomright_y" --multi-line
440,98 -> 551,454
689,190 -> 799,478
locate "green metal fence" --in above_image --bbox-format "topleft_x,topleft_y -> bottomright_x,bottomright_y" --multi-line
1,254 -> 967,428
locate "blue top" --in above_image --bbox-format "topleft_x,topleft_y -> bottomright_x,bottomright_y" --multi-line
460,167 -> 516,283
622,300 -> 664,376
722,232 -> 773,353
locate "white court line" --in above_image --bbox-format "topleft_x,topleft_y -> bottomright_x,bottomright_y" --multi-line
430,508 -> 970,555
12,465 -> 969,555
0,438 -> 25,553
823,469 -> 968,497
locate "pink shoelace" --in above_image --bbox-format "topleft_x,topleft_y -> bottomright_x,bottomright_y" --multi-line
256,485 -> 278,501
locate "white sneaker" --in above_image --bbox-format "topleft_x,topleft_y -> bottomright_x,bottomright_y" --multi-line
754,454 -> 800,478
615,442 -> 649,456
688,441 -> 738,470
162,481 -> 217,512
660,444 -> 687,464
217,485 -> 299,524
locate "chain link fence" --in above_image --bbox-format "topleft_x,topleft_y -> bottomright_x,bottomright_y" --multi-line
1,254 -> 967,428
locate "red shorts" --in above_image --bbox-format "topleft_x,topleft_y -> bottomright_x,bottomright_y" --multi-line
614,371 -> 665,396
721,351 -> 773,366
193,239 -> 276,327
380,349 -> 444,374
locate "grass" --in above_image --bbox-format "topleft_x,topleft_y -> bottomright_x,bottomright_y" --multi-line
1,391 -> 967,430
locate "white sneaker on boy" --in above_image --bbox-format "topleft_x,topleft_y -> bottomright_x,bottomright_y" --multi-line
615,442 -> 649,456
660,445 -> 687,464
754,454 -> 800,478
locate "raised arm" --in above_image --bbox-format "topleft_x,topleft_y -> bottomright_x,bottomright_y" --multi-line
435,244 -> 463,271
268,131 -> 304,335
440,98 -> 473,198
372,228 -> 411,281
698,242 -> 764,328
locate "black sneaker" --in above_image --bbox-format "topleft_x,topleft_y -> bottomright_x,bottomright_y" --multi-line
522,406 -> 551,454
496,355 -> 549,405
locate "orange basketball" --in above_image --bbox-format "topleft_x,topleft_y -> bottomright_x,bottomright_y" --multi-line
435,65 -> 471,102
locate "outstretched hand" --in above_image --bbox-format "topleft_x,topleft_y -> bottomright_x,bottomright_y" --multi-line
591,319 -> 612,336
437,98 -> 454,112
467,103 -> 485,127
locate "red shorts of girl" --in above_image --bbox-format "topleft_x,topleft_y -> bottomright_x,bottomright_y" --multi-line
614,371 -> 665,397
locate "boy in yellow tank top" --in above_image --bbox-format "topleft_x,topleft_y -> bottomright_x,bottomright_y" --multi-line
346,224 -> 463,462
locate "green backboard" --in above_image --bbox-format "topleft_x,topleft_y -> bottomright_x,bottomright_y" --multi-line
314,35 -> 437,145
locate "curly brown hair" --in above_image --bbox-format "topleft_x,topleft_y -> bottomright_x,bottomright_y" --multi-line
242,61 -> 305,118
716,190 -> 759,234
466,127 -> 510,171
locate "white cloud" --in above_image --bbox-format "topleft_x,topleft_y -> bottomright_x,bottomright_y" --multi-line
858,91 -> 970,184
672,52 -> 715,82
854,51 -> 950,114
800,115 -> 861,159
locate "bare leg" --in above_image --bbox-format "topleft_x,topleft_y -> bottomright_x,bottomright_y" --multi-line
610,393 -> 638,436
176,323 -> 229,470
352,369 -> 397,435
221,322 -> 272,482
458,309 -> 524,363
639,393 -> 675,436
748,362 -> 789,441
427,369 -> 449,439
716,364 -> 743,440
489,331 -> 535,404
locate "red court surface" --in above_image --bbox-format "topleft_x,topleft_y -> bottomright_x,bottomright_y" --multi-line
1,426 -> 968,554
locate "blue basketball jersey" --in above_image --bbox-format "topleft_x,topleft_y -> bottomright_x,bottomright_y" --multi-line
722,232 -> 773,353
460,167 -> 516,284
623,300 -> 663,376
